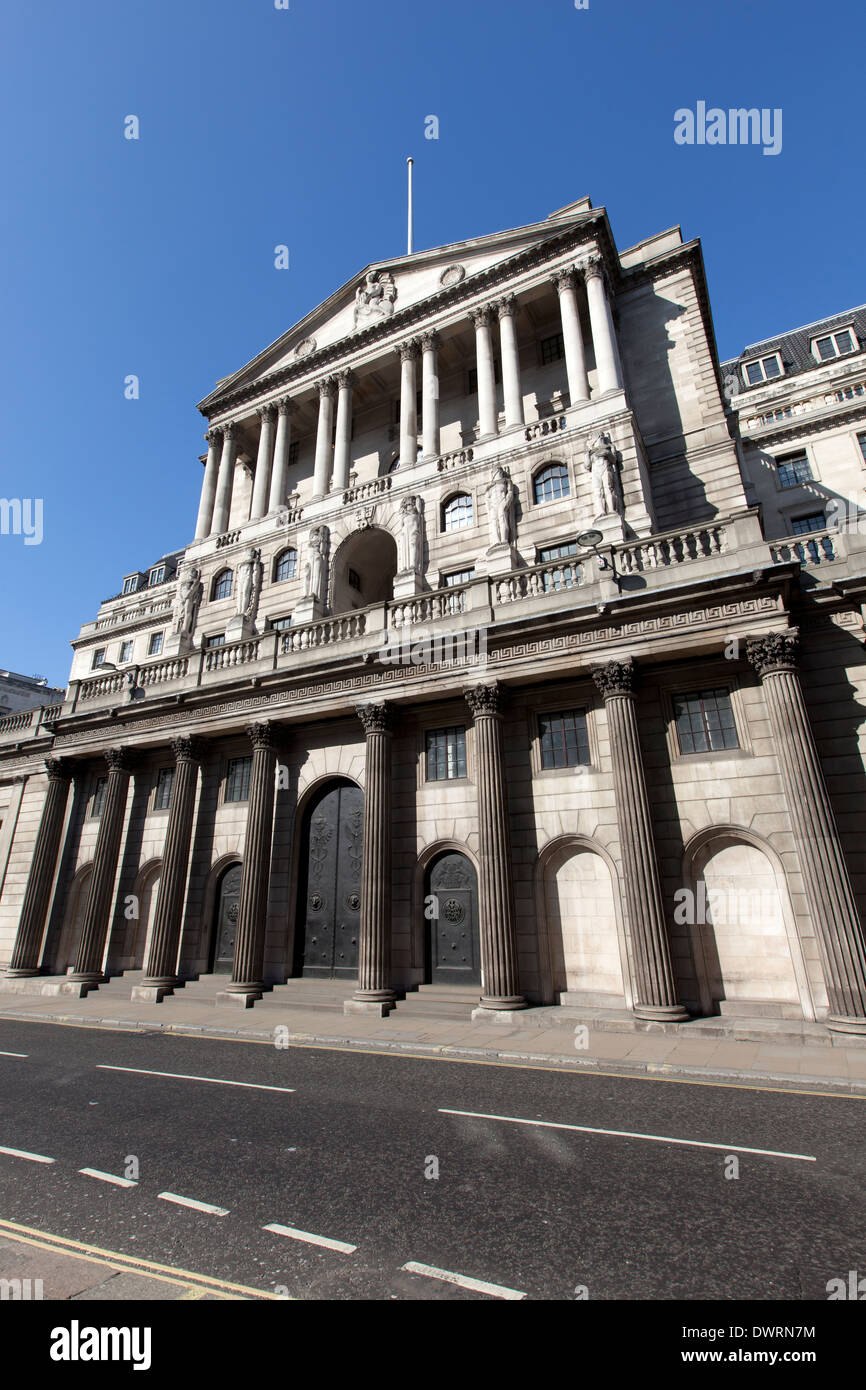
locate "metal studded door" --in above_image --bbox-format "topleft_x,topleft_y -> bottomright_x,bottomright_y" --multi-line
428,852 -> 480,984
213,864 -> 242,974
298,782 -> 363,978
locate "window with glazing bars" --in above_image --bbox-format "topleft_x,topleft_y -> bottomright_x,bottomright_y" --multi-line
673,689 -> 739,754
775,451 -> 812,488
225,756 -> 252,802
91,778 -> 107,818
539,710 -> 590,769
426,727 -> 467,781
154,767 -> 174,811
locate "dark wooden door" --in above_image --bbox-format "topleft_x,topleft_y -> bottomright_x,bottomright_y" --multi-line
212,864 -> 242,974
298,783 -> 364,978
427,852 -> 480,984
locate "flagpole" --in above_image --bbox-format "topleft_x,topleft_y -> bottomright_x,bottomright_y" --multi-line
407,157 -> 414,255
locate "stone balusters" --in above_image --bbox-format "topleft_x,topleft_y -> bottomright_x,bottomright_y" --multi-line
746,631 -> 866,1033
346,702 -> 395,1016
463,682 -> 526,1015
6,759 -> 73,978
591,660 -> 688,1021
220,722 -> 277,1006
67,749 -> 135,992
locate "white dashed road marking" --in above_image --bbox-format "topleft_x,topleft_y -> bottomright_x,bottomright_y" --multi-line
97,1065 -> 295,1093
439,1108 -> 816,1162
0,1145 -> 56,1164
157,1192 -> 230,1216
79,1168 -> 138,1188
263,1223 -> 357,1254
401,1261 -> 526,1300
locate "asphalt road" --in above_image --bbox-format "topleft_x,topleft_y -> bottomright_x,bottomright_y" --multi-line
0,1018 -> 863,1301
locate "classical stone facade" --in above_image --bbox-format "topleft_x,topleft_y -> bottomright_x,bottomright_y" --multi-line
2,197 -> 865,1033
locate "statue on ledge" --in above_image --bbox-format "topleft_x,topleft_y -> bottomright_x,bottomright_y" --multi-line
399,495 -> 424,574
236,548 -> 263,624
304,526 -> 330,606
585,432 -> 623,517
172,565 -> 203,637
486,464 -> 517,547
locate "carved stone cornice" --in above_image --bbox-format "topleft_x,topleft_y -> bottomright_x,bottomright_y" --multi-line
464,681 -> 504,718
104,747 -> 135,775
45,757 -> 71,782
591,658 -> 635,699
246,720 -> 275,752
468,305 -> 494,330
170,735 -> 204,764
396,339 -> 420,363
356,701 -> 392,736
745,630 -> 799,678
496,294 -> 519,320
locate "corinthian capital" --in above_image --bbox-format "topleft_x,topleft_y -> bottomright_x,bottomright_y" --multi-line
205,427 -> 223,447
551,268 -> 578,295
468,305 -> 494,330
396,339 -> 420,363
464,681 -> 504,718
277,395 -> 295,416
591,659 -> 636,699
745,631 -> 799,678
581,254 -> 605,282
257,404 -> 277,424
45,757 -> 71,782
336,368 -> 355,389
356,701 -> 392,736
105,747 -> 135,775
222,422 -> 237,442
317,376 -> 337,399
170,735 -> 204,764
496,294 -> 519,320
246,721 -> 275,752
419,329 -> 440,352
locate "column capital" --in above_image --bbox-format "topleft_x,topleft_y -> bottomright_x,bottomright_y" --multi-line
468,304 -> 495,330
464,681 -> 504,719
316,376 -> 337,399
45,757 -> 72,782
419,329 -> 440,351
205,427 -> 223,446
221,421 -> 237,441
256,404 -> 277,424
104,747 -> 135,775
396,339 -> 420,363
496,294 -> 519,320
246,720 -> 275,752
170,735 -> 205,764
581,254 -> 607,283
591,658 -> 636,699
277,395 -> 295,416
746,630 -> 799,678
335,368 -> 355,389
551,267 -> 578,295
356,701 -> 392,736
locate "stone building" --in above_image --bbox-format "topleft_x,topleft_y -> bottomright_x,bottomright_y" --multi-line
0,671 -> 65,719
1,196 -> 865,1034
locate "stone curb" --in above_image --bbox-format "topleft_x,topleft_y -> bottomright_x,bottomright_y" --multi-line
1,1007 -> 864,1095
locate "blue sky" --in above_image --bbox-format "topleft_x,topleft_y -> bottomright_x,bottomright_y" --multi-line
0,0 -> 863,685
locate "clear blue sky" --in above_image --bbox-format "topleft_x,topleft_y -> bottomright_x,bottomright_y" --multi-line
1,0 -> 863,685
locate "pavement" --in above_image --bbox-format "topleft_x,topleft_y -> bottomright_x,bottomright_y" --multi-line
0,980 -> 865,1093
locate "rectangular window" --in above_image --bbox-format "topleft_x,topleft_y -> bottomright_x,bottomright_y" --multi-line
539,543 -> 580,593
540,332 -> 565,365
149,566 -> 165,586
443,569 -> 475,587
775,450 -> 812,488
813,328 -> 857,362
857,432 -> 866,465
539,541 -> 579,562
271,616 -> 292,630
539,710 -> 591,770
91,777 -> 107,818
288,440 -> 300,467
91,649 -> 106,670
791,512 -> 826,535
426,727 -> 467,782
225,756 -> 252,803
148,632 -> 164,656
673,689 -> 739,755
743,353 -> 783,386
119,641 -> 134,664
205,634 -> 226,648
154,767 -> 174,811
122,576 -> 139,596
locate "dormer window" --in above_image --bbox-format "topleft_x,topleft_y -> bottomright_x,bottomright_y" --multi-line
148,566 -> 165,586
122,575 -> 139,596
812,328 -> 857,363
742,353 -> 783,387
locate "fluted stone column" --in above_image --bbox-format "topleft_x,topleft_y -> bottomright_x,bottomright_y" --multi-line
346,702 -> 395,1017
219,723 -> 277,1007
68,749 -> 134,993
134,737 -> 203,1003
420,331 -> 440,459
592,660 -> 688,1021
496,296 -> 524,427
195,431 -> 222,540
312,378 -> 336,499
470,306 -> 499,439
397,341 -> 420,466
464,683 -> 526,1016
6,759 -> 73,978
584,256 -> 623,395
210,425 -> 237,535
332,370 -> 354,493
746,631 -> 866,1033
250,406 -> 276,520
552,269 -> 590,405
268,398 -> 294,512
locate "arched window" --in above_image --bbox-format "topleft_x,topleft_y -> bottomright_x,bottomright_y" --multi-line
442,493 -> 474,532
212,569 -> 233,601
274,547 -> 298,582
533,462 -> 570,504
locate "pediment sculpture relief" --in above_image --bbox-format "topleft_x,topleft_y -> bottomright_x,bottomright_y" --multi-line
353,270 -> 397,328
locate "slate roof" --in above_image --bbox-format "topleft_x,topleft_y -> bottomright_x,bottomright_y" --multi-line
721,303 -> 866,391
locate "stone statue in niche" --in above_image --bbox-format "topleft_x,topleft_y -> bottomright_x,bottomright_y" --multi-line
235,548 -> 263,624
353,270 -> 397,327
399,495 -> 424,574
173,565 -> 203,637
486,464 -> 517,547
304,526 -> 330,605
585,432 -> 623,516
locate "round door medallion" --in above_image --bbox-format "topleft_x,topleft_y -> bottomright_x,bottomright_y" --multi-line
227,904 -> 239,923
310,894 -> 323,911
346,892 -> 360,911
443,898 -> 464,923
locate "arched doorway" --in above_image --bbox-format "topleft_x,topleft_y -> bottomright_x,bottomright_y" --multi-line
210,863 -> 242,974
425,851 -> 480,985
543,843 -> 626,1005
53,864 -> 93,975
689,834 -> 808,1016
331,528 -> 398,614
295,780 -> 364,978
